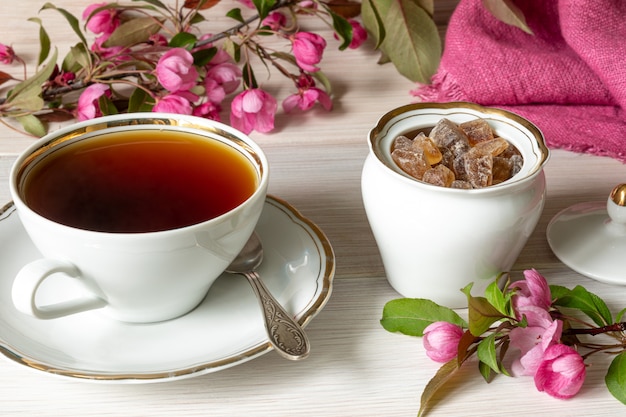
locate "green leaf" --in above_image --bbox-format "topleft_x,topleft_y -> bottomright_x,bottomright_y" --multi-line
7,49 -> 58,111
375,0 -> 441,83
481,0 -> 533,35
242,62 -> 258,89
551,285 -> 613,327
62,43 -> 91,73
312,70 -> 332,96
478,360 -> 494,383
606,352 -> 626,405
252,0 -> 277,20
361,0 -> 388,49
170,32 -> 198,49
98,94 -> 118,116
476,333 -> 500,374
485,279 -> 507,315
40,3 -> 89,47
616,307 -> 626,323
418,359 -> 459,417
222,38 -> 241,63
193,47 -> 218,67
380,298 -> 466,336
28,17 -> 51,66
327,9 -> 353,50
226,8 -> 245,24
104,17 -> 163,47
16,114 -> 47,137
463,284 -> 505,336
128,88 -> 154,113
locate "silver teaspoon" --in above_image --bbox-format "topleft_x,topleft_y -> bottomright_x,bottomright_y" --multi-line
226,232 -> 310,360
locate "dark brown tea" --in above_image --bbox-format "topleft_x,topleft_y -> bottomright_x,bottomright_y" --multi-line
21,129 -> 258,233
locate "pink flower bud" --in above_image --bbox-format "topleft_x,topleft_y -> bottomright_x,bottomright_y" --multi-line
83,3 -> 120,36
513,269 -> 553,315
156,48 -> 199,93
422,321 -> 463,363
535,344 -> 586,399
291,32 -> 326,72
262,12 -> 287,31
0,43 -> 17,65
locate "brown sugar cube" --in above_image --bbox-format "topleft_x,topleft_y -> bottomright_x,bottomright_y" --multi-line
492,156 -> 513,184
411,133 -> 442,165
465,153 -> 493,188
422,164 -> 455,187
499,141 -> 522,158
452,155 -> 468,182
470,137 -> 509,158
440,148 -> 455,171
510,154 -> 523,177
451,180 -> 473,189
429,118 -> 470,157
391,148 -> 430,180
392,135 -> 413,151
460,119 -> 494,146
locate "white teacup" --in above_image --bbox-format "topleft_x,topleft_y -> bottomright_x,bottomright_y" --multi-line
361,102 -> 550,308
10,113 -> 269,323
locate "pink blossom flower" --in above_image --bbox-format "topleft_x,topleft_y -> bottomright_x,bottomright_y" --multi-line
156,48 -> 199,93
283,74 -> 332,112
83,3 -> 120,36
208,49 -> 232,65
513,269 -> 553,315
153,93 -> 193,115
206,62 -> 241,95
262,12 -> 287,31
76,83 -> 110,121
291,32 -> 326,72
535,344 -> 586,399
91,35 -> 129,61
422,321 -> 464,363
510,305 -> 563,376
193,101 -> 221,121
230,88 -> 277,134
204,78 -> 226,104
334,20 -> 367,49
0,43 -> 16,64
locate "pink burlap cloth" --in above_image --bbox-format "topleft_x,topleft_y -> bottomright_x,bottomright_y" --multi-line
414,0 -> 626,161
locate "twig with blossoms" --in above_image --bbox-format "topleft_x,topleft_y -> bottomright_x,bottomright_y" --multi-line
0,0 -> 368,136
381,269 -> 626,416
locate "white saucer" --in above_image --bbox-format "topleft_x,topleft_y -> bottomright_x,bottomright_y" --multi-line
0,196 -> 335,383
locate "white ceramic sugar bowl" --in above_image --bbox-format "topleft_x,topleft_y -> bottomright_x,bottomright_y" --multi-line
361,102 -> 550,308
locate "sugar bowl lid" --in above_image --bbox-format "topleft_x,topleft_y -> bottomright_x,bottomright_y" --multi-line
547,184 -> 626,285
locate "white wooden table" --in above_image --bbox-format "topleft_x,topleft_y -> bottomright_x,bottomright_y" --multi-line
1,2 -> 625,416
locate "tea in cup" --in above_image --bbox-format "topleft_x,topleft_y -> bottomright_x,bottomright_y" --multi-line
361,102 -> 549,308
10,113 -> 269,323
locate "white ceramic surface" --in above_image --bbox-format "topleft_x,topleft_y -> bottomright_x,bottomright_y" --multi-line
0,196 -> 334,382
361,102 -> 550,308
547,197 -> 626,285
10,113 -> 268,323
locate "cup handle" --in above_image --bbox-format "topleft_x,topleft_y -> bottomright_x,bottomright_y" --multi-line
12,258 -> 107,319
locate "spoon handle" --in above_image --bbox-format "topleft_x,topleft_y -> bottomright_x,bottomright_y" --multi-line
242,271 -> 310,360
